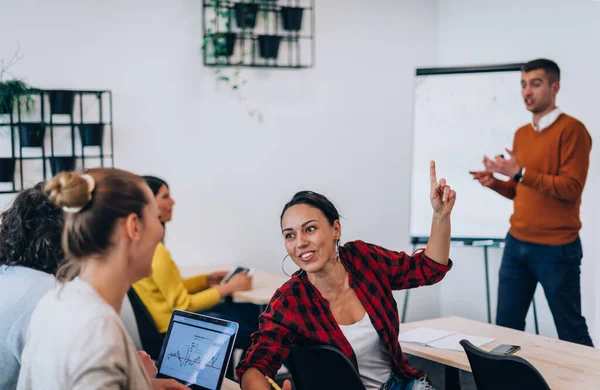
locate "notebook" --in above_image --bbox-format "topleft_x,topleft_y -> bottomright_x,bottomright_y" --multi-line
155,310 -> 239,390
399,327 -> 494,351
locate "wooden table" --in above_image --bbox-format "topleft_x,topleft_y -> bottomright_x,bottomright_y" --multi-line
181,265 -> 289,306
400,316 -> 600,389
221,378 -> 240,390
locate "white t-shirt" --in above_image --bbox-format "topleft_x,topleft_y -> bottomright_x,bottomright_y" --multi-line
339,312 -> 392,390
0,266 -> 57,389
17,277 -> 151,389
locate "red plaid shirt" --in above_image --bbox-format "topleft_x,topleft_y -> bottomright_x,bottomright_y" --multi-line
236,240 -> 452,381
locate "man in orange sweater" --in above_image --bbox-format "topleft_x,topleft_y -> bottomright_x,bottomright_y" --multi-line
470,59 -> 593,346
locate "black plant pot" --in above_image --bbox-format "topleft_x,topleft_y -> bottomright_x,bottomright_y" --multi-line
234,3 -> 259,28
281,7 -> 304,31
49,90 -> 75,115
0,95 -> 13,114
212,33 -> 236,57
79,123 -> 105,147
50,156 -> 76,175
258,35 -> 282,59
19,123 -> 46,148
0,158 -> 16,183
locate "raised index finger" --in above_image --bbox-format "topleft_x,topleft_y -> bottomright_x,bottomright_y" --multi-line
430,160 -> 437,189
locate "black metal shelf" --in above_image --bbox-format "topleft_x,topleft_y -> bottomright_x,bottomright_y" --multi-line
202,0 -> 316,69
0,89 -> 115,193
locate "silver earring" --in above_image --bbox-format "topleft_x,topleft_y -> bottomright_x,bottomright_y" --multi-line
336,240 -> 340,262
281,254 -> 292,277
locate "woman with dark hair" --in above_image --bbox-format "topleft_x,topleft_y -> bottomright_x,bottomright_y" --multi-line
133,176 -> 258,351
0,183 -> 65,389
238,162 -> 456,390
17,170 -> 186,389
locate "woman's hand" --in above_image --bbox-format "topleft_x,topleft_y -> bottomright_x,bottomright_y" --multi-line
137,350 -> 157,378
207,271 -> 228,286
430,160 -> 456,216
215,271 -> 253,297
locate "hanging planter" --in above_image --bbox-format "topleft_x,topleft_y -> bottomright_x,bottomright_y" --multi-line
49,90 -> 75,115
0,95 -> 13,114
50,156 -> 75,175
79,123 -> 105,147
234,3 -> 259,28
0,158 -> 16,183
211,33 -> 236,57
281,7 -> 304,31
19,123 -> 46,148
258,35 -> 282,59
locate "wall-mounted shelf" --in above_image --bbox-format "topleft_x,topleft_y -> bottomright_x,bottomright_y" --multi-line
0,89 -> 114,194
202,0 -> 316,69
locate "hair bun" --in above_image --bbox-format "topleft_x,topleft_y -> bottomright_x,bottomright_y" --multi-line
44,172 -> 93,211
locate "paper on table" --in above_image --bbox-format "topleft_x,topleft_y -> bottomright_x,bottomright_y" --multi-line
399,328 -> 455,345
427,333 -> 494,351
399,327 -> 494,351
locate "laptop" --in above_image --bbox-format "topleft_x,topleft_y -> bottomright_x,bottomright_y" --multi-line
155,310 -> 239,390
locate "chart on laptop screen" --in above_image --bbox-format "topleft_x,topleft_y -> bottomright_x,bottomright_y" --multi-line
159,318 -> 233,389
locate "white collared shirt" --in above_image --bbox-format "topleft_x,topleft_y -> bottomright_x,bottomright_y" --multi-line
532,107 -> 562,132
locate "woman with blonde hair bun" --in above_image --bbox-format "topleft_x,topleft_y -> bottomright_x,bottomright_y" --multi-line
17,169 -> 188,390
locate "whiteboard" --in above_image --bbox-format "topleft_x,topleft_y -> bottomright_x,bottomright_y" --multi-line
409,66 -> 530,241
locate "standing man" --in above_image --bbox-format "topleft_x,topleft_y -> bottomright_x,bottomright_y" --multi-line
470,59 -> 593,346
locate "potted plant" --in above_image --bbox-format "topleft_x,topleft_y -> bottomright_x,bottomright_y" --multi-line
257,4 -> 281,59
18,122 -> 46,147
281,6 -> 304,31
79,123 -> 104,147
0,157 -> 16,183
48,90 -> 75,115
49,156 -> 75,175
211,32 -> 237,57
258,35 -> 281,59
0,80 -> 34,115
234,2 -> 259,29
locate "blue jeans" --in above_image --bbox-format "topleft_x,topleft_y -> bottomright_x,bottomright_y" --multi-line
381,375 -> 433,390
496,233 -> 593,347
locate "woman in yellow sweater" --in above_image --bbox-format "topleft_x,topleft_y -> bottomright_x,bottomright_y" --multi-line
133,176 -> 258,351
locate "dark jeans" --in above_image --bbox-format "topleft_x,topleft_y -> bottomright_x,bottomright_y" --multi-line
201,298 -> 260,351
496,233 -> 593,347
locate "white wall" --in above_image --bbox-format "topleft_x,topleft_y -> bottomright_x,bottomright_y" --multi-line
0,0 -> 441,320
436,0 -> 600,343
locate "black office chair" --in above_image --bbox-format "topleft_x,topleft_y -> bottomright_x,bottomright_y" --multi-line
127,288 -> 165,360
288,344 -> 366,390
460,340 -> 551,390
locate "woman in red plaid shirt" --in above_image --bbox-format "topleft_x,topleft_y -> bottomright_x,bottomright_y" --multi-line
237,161 -> 456,390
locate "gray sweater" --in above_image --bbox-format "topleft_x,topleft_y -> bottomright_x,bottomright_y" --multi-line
17,278 -> 151,389
0,266 -> 56,390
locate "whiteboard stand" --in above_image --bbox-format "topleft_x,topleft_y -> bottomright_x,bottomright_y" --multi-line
402,237 -> 539,335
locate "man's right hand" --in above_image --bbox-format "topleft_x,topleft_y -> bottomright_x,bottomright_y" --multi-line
282,380 -> 292,390
469,170 -> 496,188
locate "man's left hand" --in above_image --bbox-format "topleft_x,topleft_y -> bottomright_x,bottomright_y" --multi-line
483,148 -> 521,178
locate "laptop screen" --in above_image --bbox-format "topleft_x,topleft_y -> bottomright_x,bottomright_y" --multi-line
157,312 -> 238,390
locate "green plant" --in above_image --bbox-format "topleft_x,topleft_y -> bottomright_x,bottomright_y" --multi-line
0,45 -> 35,115
202,0 -> 264,123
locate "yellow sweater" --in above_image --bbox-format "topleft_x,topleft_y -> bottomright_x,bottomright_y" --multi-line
132,242 -> 222,333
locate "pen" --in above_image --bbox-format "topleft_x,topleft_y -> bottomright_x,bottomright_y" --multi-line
265,376 -> 282,390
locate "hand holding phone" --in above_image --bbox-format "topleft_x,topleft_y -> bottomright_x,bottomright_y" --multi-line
490,344 -> 520,355
221,266 -> 255,284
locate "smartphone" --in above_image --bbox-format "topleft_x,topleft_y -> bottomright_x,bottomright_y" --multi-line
491,344 -> 520,355
221,266 -> 254,284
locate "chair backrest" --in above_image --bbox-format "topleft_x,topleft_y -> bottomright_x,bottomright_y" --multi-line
126,288 -> 164,360
120,293 -> 143,350
460,340 -> 551,390
288,344 -> 366,390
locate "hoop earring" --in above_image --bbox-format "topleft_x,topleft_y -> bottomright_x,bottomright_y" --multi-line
336,240 -> 340,262
281,254 -> 292,277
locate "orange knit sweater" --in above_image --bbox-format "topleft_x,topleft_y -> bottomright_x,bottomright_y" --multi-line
491,114 -> 592,245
